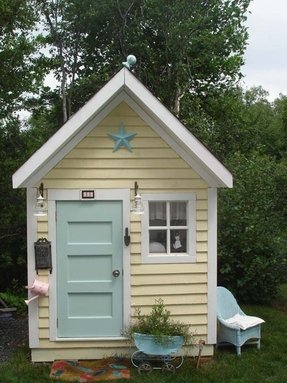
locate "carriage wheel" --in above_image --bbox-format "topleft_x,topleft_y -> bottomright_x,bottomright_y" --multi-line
162,362 -> 175,373
138,361 -> 153,373
131,351 -> 146,368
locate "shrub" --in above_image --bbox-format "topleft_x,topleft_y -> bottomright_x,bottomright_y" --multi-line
218,153 -> 287,303
123,299 -> 193,345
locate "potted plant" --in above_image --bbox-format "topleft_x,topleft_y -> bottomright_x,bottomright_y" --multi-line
123,299 -> 193,356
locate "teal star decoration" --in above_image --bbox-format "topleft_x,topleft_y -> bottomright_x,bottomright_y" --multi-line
108,124 -> 137,152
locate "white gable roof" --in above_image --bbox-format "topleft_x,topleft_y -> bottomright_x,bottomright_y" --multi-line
13,68 -> 232,189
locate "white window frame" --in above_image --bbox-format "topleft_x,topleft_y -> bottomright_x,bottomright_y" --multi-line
141,193 -> 196,264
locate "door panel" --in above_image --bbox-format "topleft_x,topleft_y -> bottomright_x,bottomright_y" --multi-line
56,200 -> 123,338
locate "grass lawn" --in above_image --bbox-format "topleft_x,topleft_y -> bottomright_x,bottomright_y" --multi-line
1,289 -> 287,383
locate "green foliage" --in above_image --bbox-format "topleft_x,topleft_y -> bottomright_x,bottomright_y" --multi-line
123,299 -> 193,345
0,291 -> 27,314
0,0 -> 48,119
182,87 -> 287,303
0,119 -> 30,292
218,152 -> 287,303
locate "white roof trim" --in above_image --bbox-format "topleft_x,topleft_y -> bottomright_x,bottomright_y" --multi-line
13,68 -> 232,189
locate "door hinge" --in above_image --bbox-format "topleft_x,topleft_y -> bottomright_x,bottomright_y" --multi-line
57,318 -> 58,328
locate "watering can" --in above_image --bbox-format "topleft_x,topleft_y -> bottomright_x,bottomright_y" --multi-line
25,279 -> 49,305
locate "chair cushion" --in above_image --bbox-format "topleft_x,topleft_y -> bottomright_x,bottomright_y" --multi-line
224,314 -> 265,330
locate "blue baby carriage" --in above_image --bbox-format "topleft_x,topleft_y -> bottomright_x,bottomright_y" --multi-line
131,333 -> 185,373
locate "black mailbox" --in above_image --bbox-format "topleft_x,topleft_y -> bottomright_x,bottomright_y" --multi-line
34,238 -> 52,273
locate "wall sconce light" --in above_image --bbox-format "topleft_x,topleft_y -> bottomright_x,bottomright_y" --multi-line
131,181 -> 144,215
33,183 -> 47,217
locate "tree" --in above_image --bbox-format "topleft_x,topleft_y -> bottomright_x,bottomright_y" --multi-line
0,118 -> 29,292
0,0 -> 47,292
215,88 -> 287,303
218,152 -> 287,303
30,0 -> 250,123
0,0 -> 47,120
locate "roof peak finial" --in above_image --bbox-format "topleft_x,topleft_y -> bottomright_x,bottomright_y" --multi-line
122,55 -> 137,70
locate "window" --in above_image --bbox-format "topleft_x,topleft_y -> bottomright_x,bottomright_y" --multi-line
141,194 -> 196,263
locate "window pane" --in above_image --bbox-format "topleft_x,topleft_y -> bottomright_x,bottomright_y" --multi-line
170,230 -> 187,253
170,202 -> 187,226
149,230 -> 167,253
149,202 -> 166,226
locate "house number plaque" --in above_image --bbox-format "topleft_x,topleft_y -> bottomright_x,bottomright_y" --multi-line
34,238 -> 52,273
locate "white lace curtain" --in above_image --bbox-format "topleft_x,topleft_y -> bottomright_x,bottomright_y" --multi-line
149,202 -> 186,222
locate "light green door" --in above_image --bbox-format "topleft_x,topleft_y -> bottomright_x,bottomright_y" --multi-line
56,200 -> 123,338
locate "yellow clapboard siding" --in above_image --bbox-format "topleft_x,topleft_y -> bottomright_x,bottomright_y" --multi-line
173,315 -> 207,325
197,242 -> 208,252
37,270 -> 49,278
100,116 -> 146,126
189,325 -> 207,335
43,179 -> 207,189
197,231 -> 208,242
131,294 -> 207,305
132,283 -> 207,296
131,222 -> 141,232
38,297 -> 49,307
38,329 -> 48,339
197,220 -> 208,231
131,304 -> 207,316
39,318 -> 49,328
110,102 -> 138,115
77,137 -> 169,148
37,222 -> 48,233
131,273 -> 207,285
56,158 -> 190,169
89,125 -> 158,137
130,252 -> 207,264
133,189 -> 208,200
65,148 -> 179,159
197,210 -> 208,220
131,263 -> 207,275
130,233 -> 141,243
196,253 -> 208,263
46,168 -> 200,180
197,200 -> 208,209
39,307 -> 49,318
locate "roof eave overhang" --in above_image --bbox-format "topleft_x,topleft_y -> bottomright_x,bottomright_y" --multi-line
13,70 -> 126,189
13,68 -> 232,189
123,73 -> 233,188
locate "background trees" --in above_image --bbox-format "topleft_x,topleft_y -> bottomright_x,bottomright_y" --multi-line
0,0 -> 286,302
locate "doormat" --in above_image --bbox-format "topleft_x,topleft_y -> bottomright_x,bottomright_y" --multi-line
50,357 -> 130,382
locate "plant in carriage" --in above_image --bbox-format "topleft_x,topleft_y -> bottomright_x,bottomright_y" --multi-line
123,299 -> 193,353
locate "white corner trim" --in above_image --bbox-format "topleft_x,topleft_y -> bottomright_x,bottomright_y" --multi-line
207,188 -> 217,344
26,188 -> 40,348
48,189 -> 131,341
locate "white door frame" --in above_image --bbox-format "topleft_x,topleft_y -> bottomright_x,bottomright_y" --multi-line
48,189 -> 131,341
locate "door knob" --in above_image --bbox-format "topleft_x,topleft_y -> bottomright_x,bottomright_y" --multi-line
113,269 -> 120,277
